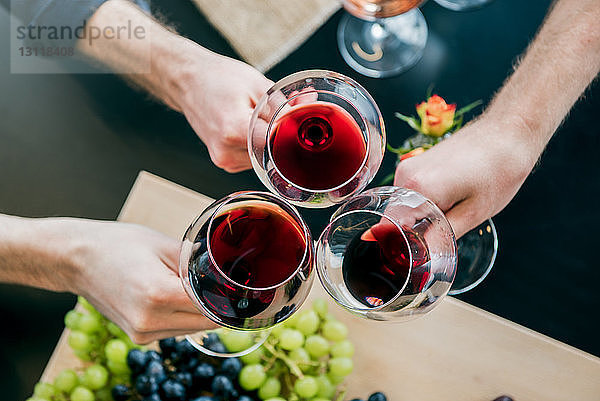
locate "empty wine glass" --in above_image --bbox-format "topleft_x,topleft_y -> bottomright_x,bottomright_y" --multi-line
316,186 -> 457,321
179,191 -> 314,356
248,69 -> 385,208
338,0 -> 428,78
449,218 -> 498,295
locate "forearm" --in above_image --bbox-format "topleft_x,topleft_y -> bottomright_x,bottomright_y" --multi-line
0,214 -> 81,292
484,0 -> 600,163
75,0 -> 209,111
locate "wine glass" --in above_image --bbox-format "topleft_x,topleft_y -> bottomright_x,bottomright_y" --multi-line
434,0 -> 494,12
248,69 -> 385,208
316,186 -> 457,321
337,0 -> 428,78
179,191 -> 314,356
449,218 -> 498,295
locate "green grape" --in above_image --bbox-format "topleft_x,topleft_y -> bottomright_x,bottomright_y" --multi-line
78,314 -> 102,334
328,357 -> 353,377
289,347 -> 311,372
315,374 -> 335,398
123,336 -> 140,350
239,364 -> 267,391
74,350 -> 92,362
312,298 -> 328,318
330,340 -> 354,357
327,373 -> 345,385
219,330 -> 254,352
270,323 -> 285,338
109,374 -> 130,387
278,329 -> 304,350
104,338 -> 128,364
25,398 -> 49,401
305,335 -> 329,358
295,310 -> 320,336
240,346 -> 264,365
82,365 -> 109,390
264,398 -> 286,401
282,312 -> 300,327
312,398 -> 332,401
64,310 -> 83,330
71,385 -> 95,401
106,322 -> 127,339
94,387 -> 113,401
33,382 -> 56,398
106,360 -> 130,375
257,376 -> 281,400
68,330 -> 92,351
322,320 -> 348,342
294,375 -> 318,398
54,369 -> 79,393
77,297 -> 98,314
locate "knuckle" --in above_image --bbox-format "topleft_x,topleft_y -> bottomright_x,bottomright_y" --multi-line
130,316 -> 151,334
222,131 -> 245,147
129,332 -> 152,345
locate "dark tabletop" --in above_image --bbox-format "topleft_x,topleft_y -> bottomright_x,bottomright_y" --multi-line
1,0 -> 599,399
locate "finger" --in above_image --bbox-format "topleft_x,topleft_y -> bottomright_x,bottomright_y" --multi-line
219,148 -> 253,173
209,145 -> 252,173
147,311 -> 219,333
443,199 -> 486,239
158,237 -> 182,274
394,159 -> 465,213
152,272 -> 204,315
136,329 -> 212,344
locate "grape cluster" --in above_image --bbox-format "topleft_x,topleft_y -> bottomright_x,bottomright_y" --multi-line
111,334 -> 247,401
235,299 -> 354,401
28,298 -> 361,401
27,297 -> 138,401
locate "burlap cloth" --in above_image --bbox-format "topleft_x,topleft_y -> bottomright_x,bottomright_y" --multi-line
191,0 -> 341,72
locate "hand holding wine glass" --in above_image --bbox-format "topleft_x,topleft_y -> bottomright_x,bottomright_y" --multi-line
173,50 -> 274,173
393,117 -> 535,239
0,215 -> 216,344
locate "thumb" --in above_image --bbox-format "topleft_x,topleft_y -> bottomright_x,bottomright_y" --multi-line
443,199 -> 483,239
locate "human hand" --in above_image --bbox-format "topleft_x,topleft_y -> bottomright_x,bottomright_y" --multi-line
393,117 -> 537,238
170,48 -> 273,173
64,219 -> 214,344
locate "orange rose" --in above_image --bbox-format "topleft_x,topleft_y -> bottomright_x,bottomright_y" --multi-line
416,94 -> 456,137
400,147 -> 425,161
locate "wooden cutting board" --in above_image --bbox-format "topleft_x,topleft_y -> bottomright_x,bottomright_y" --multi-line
41,171 -> 600,401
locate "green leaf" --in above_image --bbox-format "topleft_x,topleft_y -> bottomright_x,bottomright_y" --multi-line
394,112 -> 421,132
426,83 -> 435,100
379,172 -> 395,185
386,143 -> 411,155
455,99 -> 483,117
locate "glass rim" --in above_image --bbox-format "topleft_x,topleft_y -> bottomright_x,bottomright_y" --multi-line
317,208 -> 413,312
203,190 -> 312,292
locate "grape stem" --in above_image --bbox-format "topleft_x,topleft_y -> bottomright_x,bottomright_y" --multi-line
262,341 -> 305,379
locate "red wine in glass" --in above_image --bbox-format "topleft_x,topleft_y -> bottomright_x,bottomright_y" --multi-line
342,221 -> 431,307
189,202 -> 308,328
269,103 -> 367,191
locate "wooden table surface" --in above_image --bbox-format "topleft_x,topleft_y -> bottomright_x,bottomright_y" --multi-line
41,172 -> 600,401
